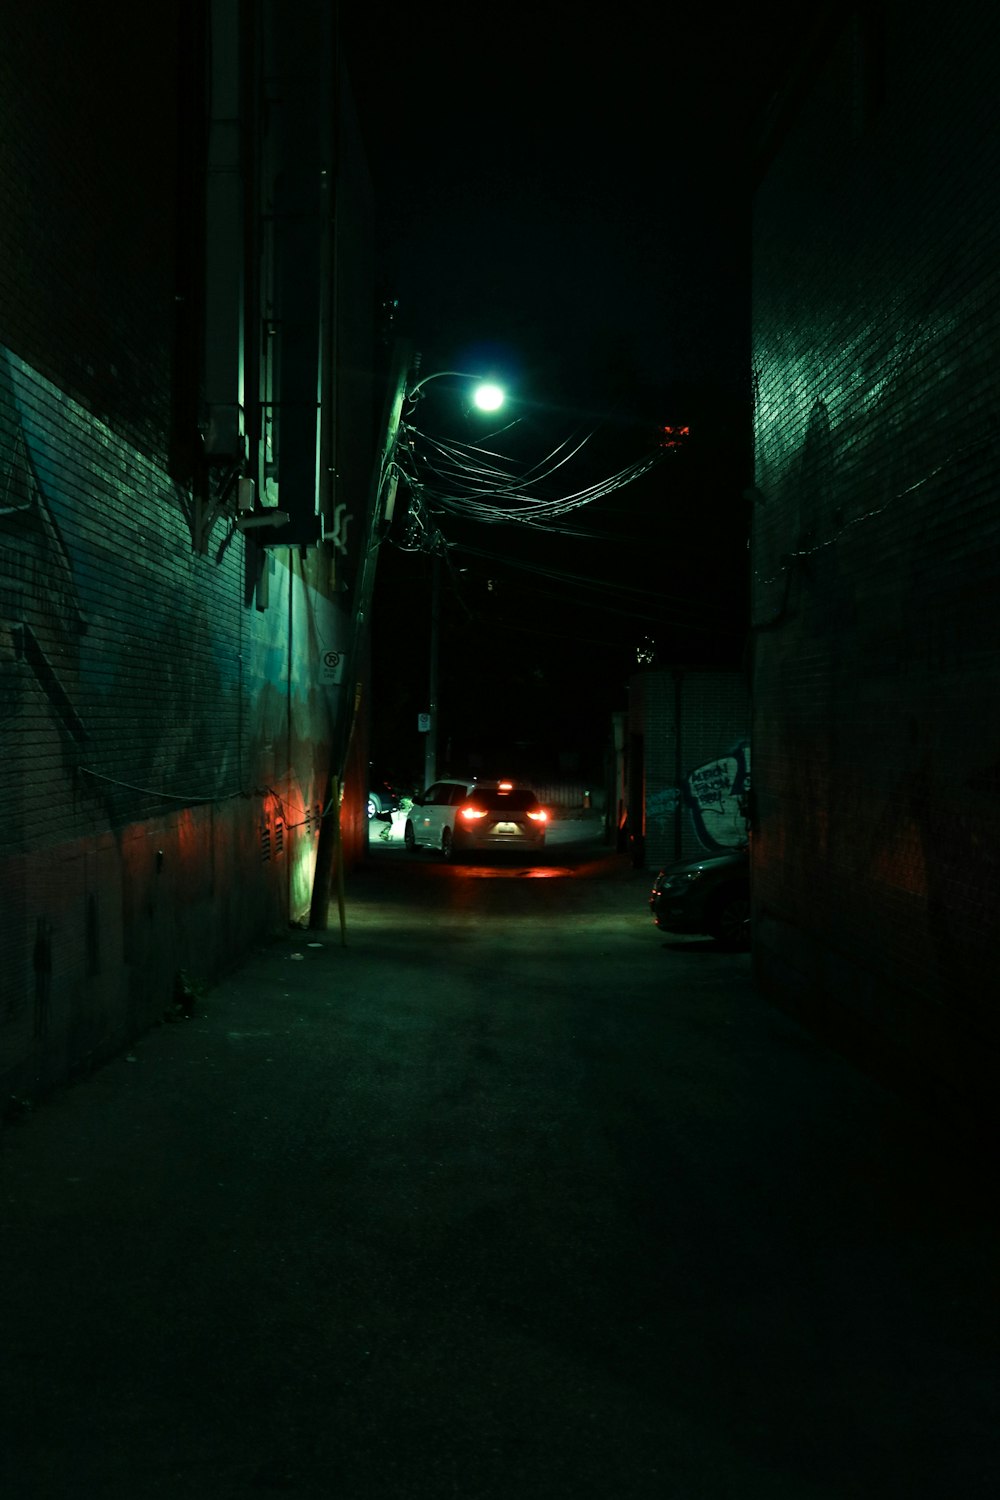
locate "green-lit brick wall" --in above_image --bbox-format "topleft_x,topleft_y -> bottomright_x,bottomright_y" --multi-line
751,2 -> 1000,1124
0,3 -> 358,1100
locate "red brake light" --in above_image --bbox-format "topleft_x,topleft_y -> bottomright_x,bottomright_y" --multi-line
497,780 -> 514,791
460,804 -> 488,821
527,809 -> 548,822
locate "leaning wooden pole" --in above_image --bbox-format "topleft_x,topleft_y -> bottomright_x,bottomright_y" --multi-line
308,340 -> 412,931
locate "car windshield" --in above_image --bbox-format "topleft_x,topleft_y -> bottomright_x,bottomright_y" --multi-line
467,790 -> 539,811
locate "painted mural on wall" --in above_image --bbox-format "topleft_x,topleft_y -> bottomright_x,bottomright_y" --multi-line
685,741 -> 751,850
648,740 -> 750,853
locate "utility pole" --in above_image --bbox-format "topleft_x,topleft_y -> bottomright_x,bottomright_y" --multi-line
424,551 -> 441,787
309,338 -> 413,932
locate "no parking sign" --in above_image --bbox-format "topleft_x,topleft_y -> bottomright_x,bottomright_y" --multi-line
321,649 -> 344,685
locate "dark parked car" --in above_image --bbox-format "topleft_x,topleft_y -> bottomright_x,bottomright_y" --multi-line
649,846 -> 750,949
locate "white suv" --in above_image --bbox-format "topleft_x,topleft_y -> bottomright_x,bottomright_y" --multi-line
403,780 -> 477,859
404,779 -> 550,861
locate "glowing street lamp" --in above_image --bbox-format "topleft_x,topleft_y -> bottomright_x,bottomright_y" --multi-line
472,381 -> 505,412
403,366 -> 507,788
407,369 -> 506,415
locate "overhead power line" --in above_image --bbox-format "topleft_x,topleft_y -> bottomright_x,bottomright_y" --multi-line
393,406 -> 667,541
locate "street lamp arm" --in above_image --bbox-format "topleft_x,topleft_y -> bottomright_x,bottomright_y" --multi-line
407,370 -> 489,399
406,369 -> 506,414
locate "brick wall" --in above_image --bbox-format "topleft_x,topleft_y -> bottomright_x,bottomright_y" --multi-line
628,668 -> 749,869
0,4 -> 373,1101
0,344 -> 345,1097
751,3 -> 1000,1122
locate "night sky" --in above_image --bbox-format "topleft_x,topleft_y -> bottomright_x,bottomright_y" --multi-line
341,6 -> 801,787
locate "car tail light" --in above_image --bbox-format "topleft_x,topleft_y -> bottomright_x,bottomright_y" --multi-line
460,805 -> 488,821
527,809 -> 548,822
497,780 -> 514,791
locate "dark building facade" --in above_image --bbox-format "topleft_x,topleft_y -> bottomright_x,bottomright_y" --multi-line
751,5 -> 1000,1123
0,2 -> 378,1100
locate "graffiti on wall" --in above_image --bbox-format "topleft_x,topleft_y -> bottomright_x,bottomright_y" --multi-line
643,741 -> 750,857
656,739 -> 750,853
685,741 -> 751,850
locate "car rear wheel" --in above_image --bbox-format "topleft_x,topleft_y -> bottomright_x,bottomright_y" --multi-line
441,827 -> 455,861
711,892 -> 751,950
404,821 -> 416,852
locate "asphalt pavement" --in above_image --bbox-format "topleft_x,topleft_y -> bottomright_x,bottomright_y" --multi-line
2,820 -> 1000,1499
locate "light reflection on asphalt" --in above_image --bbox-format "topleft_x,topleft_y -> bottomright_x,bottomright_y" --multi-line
368,831 -> 619,884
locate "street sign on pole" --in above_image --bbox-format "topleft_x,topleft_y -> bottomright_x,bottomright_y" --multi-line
321,649 -> 344,685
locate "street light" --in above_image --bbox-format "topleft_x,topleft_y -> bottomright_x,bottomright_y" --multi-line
472,382 -> 504,412
407,369 -> 506,415
403,367 -> 507,788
